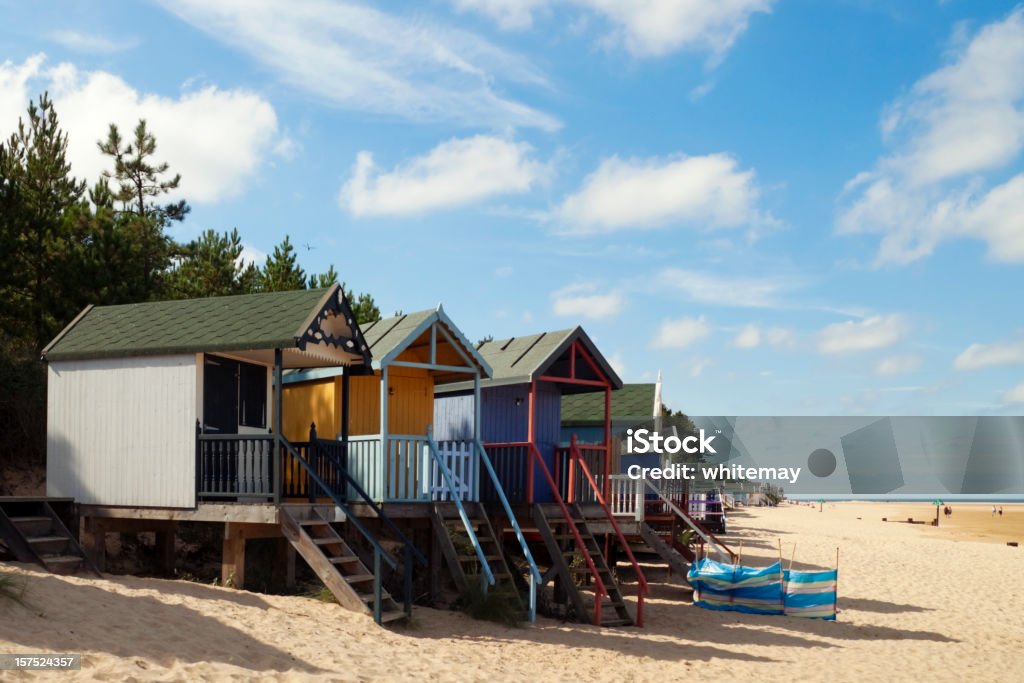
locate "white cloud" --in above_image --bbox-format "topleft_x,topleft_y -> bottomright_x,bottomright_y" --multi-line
453,0 -> 548,29
818,315 -> 909,354
494,266 -> 514,278
456,0 -> 772,60
652,315 -> 711,349
657,268 -> 796,308
764,327 -> 796,348
876,354 -> 922,376
608,351 -> 626,378
238,243 -> 267,268
689,357 -> 712,377
159,0 -> 558,131
340,135 -> 547,217
48,30 -> 138,53
0,55 -> 280,204
953,336 -> 1024,370
551,283 -> 623,320
733,323 -> 796,349
838,8 -> 1024,264
1003,383 -> 1024,404
555,153 -> 767,234
734,324 -> 760,348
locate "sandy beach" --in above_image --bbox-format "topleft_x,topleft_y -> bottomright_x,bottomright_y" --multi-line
2,502 -> 1023,682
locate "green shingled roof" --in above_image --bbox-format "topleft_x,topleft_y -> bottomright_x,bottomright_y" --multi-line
437,326 -> 622,393
360,309 -> 437,359
43,288 -> 339,361
561,383 -> 656,425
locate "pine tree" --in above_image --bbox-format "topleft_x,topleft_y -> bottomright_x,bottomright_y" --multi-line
97,120 -> 187,299
0,93 -> 86,349
167,228 -> 260,299
259,235 -> 307,292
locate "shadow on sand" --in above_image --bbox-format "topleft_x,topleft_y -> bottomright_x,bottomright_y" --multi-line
0,567 -> 325,674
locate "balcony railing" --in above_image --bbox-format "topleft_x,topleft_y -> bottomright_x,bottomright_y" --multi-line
347,432 -> 477,503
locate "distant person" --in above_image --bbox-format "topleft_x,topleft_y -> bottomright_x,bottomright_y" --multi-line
999,506 -> 1004,517
992,505 -> 997,516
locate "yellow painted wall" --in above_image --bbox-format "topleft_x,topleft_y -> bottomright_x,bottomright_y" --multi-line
283,365 -> 435,440
282,380 -> 338,441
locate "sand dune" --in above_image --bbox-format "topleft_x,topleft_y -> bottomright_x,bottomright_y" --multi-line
2,503 -> 1023,681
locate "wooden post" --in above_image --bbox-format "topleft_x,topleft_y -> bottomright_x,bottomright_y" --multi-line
527,380 -> 536,503
80,516 -> 107,572
473,373 -> 481,501
603,385 -> 612,499
341,365 -> 350,445
567,434 -> 577,503
155,528 -> 176,576
309,422 -> 319,503
222,523 -> 246,589
273,348 -> 283,504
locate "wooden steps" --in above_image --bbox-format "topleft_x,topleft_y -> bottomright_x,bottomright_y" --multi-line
431,502 -> 523,608
638,521 -> 691,582
533,503 -> 633,627
0,499 -> 98,576
279,507 -> 407,624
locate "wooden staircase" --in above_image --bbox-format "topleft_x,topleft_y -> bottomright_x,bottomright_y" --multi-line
534,503 -> 633,627
0,499 -> 98,576
638,521 -> 691,581
279,507 -> 407,624
431,502 -> 522,606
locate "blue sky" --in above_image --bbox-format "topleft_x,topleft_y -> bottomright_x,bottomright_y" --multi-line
2,1 -> 1023,416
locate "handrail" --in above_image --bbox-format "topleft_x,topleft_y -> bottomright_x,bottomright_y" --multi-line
642,478 -> 735,562
198,433 -> 276,441
425,429 -> 495,592
569,436 -> 648,627
279,436 -> 398,568
476,439 -> 542,623
523,441 -> 609,626
309,435 -> 427,567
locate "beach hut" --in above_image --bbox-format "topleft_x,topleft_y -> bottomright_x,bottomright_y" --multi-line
41,286 -> 425,624
433,327 -> 651,626
282,307 -> 541,616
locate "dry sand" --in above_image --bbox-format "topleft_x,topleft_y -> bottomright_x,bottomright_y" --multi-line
2,502 -> 1023,682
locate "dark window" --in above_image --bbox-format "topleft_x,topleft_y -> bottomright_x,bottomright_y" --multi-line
238,362 -> 267,428
203,355 -> 268,431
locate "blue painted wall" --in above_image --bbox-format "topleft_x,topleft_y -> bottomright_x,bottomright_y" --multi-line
434,382 -> 561,501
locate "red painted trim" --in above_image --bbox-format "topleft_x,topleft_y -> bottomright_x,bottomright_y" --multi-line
570,440 -> 649,627
537,375 -> 608,387
526,441 -> 608,626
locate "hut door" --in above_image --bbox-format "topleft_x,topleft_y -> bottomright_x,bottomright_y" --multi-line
203,356 -> 239,433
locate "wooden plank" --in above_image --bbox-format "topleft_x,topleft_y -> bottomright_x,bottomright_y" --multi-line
431,503 -> 470,595
639,522 -> 690,583
279,509 -> 372,616
532,504 -> 588,621
79,503 -> 280,524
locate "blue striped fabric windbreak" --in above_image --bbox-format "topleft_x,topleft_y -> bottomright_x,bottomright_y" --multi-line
687,558 -> 837,620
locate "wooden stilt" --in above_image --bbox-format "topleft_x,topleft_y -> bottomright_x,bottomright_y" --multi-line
222,523 -> 246,589
80,517 -> 107,572
155,528 -> 176,576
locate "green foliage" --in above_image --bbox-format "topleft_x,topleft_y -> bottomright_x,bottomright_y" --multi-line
0,93 -> 382,477
98,119 -> 189,222
167,228 -> 260,299
0,572 -> 28,606
260,235 -> 306,292
676,528 -> 697,549
344,284 -> 382,325
459,578 -> 524,626
0,93 -> 86,349
307,586 -> 337,603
